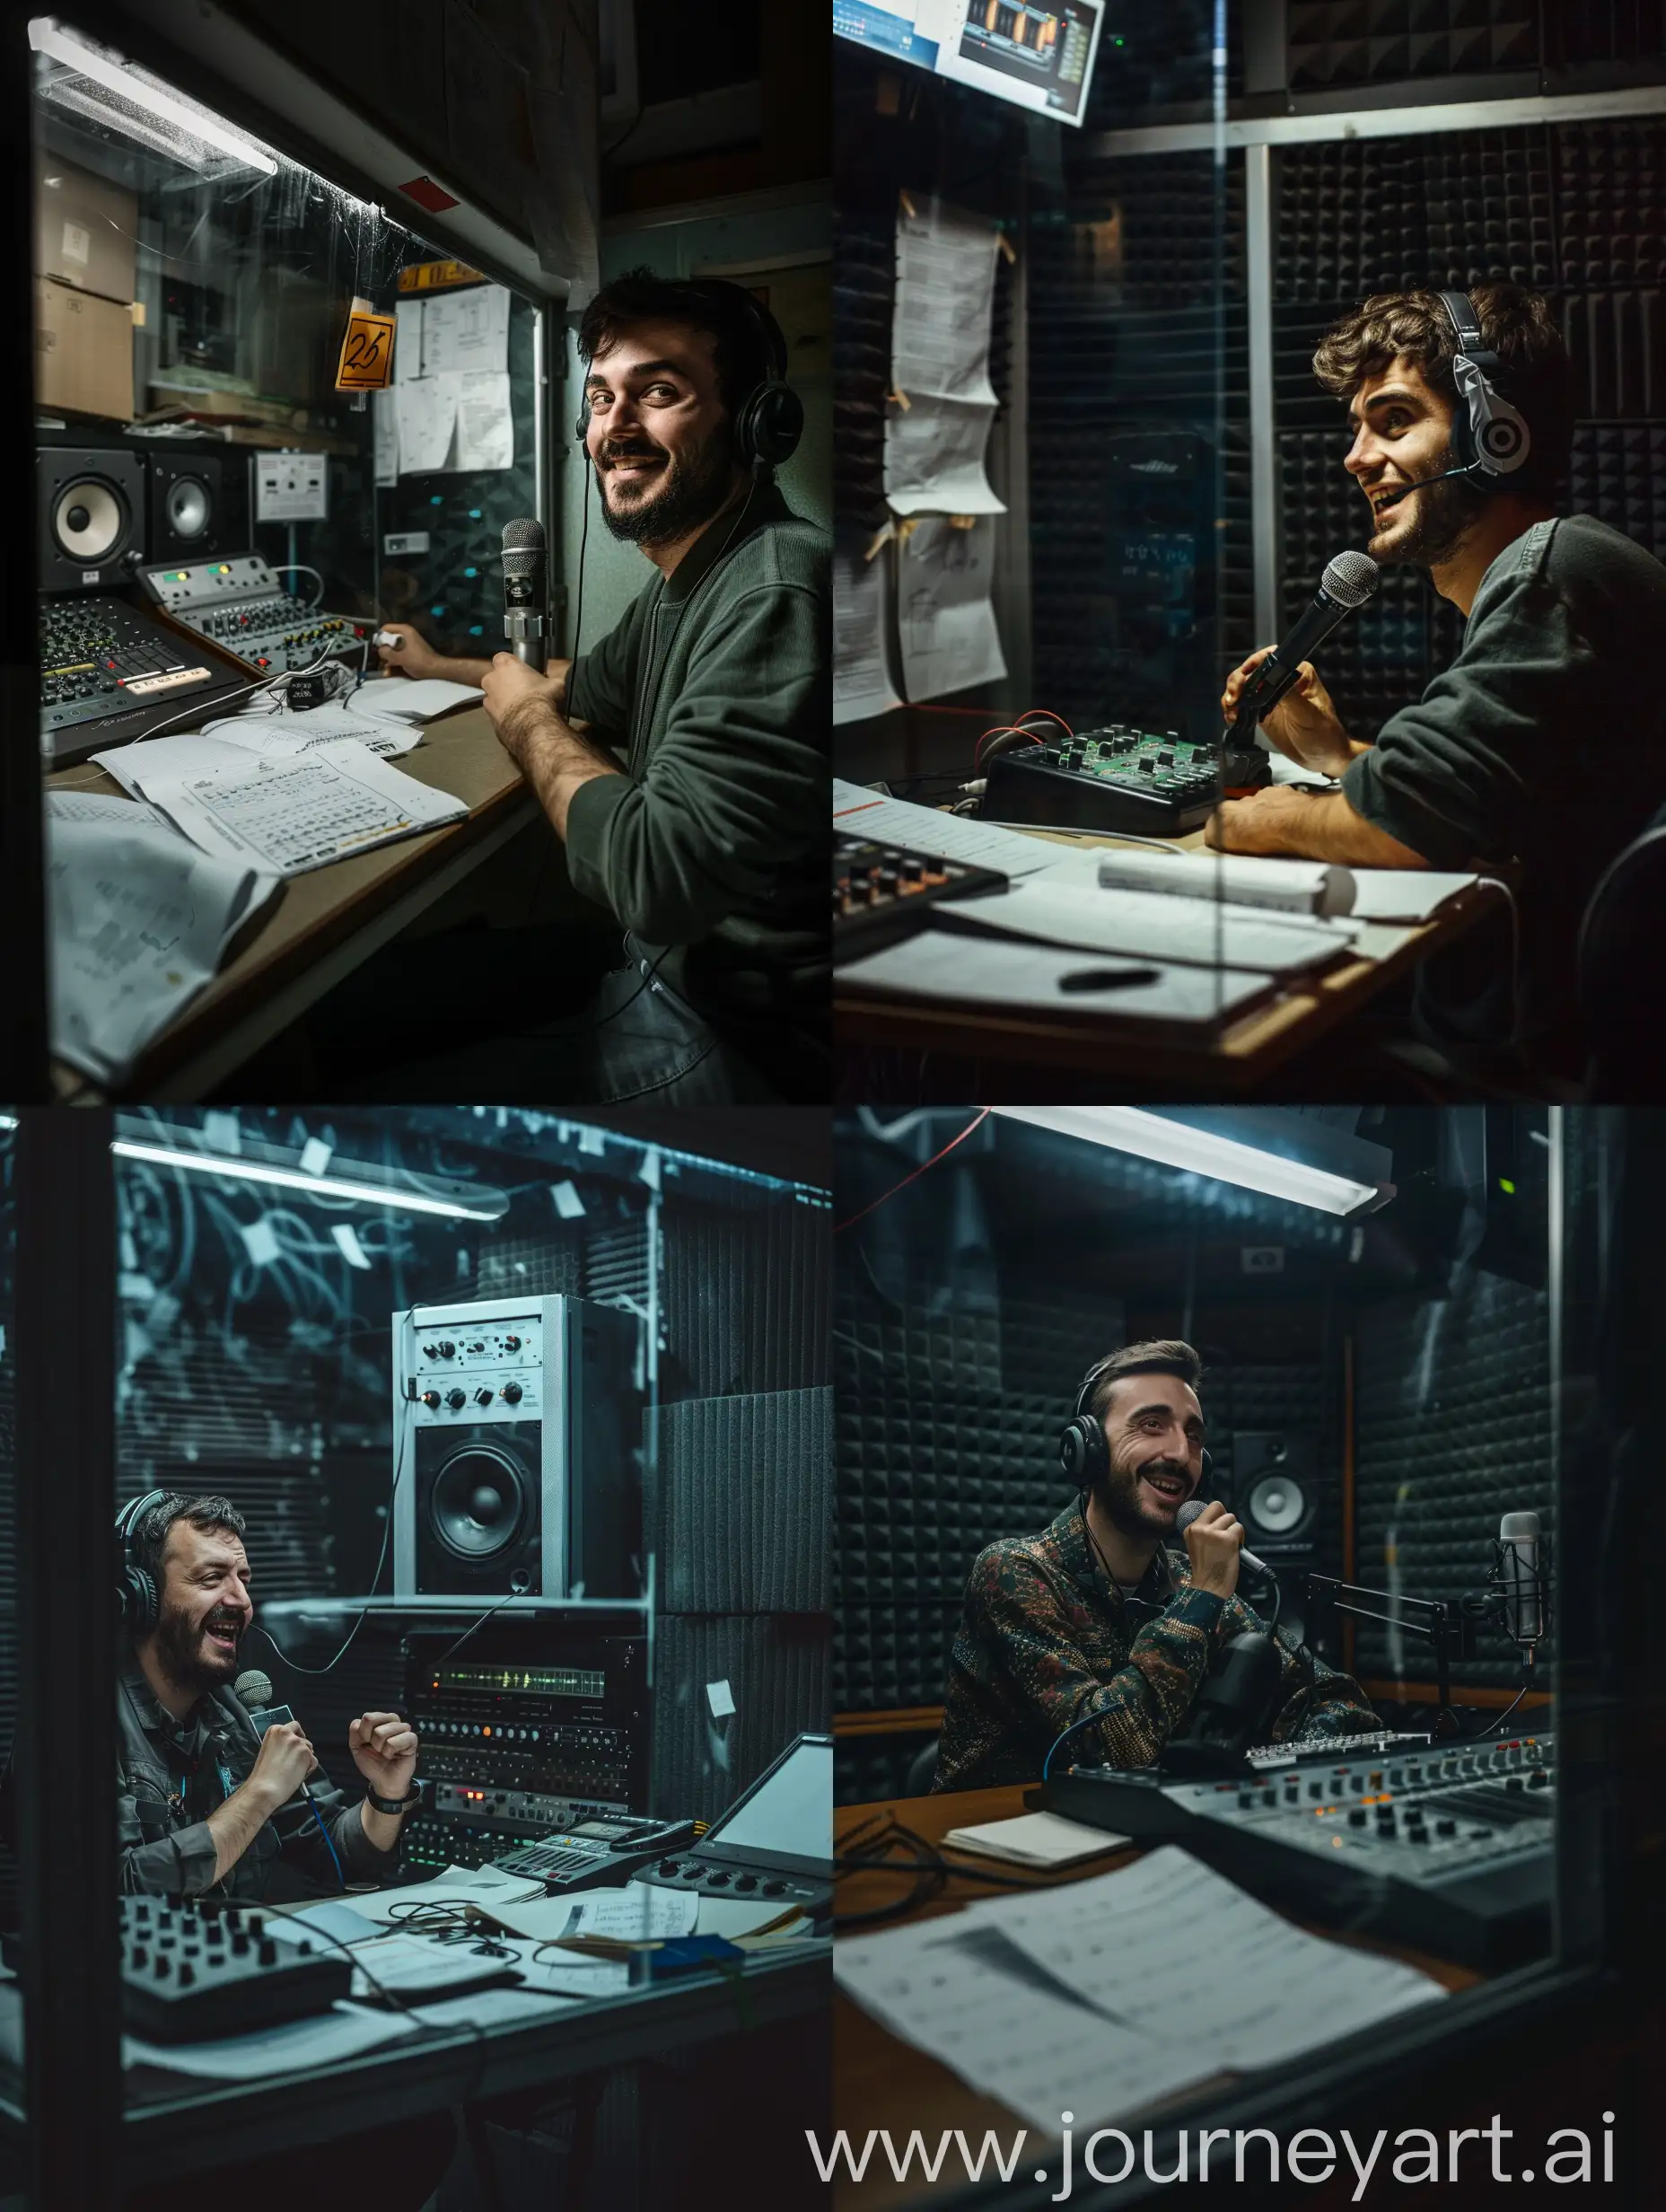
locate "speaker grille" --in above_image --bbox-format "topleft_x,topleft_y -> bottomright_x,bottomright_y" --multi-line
52,477 -> 127,563
164,476 -> 211,540
430,1442 -> 534,1559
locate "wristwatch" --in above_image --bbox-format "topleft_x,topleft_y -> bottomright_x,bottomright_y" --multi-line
365,1782 -> 422,1817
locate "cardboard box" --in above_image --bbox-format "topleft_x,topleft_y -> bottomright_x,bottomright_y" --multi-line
35,277 -> 135,421
34,156 -> 137,303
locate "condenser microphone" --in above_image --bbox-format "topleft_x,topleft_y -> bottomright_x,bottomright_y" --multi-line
1229,550 -> 1380,735
501,516 -> 548,672
1176,1497 -> 1270,1582
1498,1511 -> 1546,1648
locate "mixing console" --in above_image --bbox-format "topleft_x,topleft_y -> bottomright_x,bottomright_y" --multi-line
139,553 -> 367,674
983,724 -> 1228,836
38,594 -> 237,757
833,832 -> 1008,961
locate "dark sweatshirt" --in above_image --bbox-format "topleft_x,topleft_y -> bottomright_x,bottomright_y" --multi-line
1340,513 -> 1666,1073
563,483 -> 829,1031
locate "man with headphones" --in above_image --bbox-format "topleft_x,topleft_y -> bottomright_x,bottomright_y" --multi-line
934,1341 -> 1376,1792
101,1490 -> 419,1898
338,267 -> 829,1102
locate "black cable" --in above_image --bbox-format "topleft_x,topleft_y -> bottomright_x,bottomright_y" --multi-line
432,1592 -> 523,1669
1464,1677 -> 1533,1742
572,461 -> 591,662
833,1814 -> 1062,1930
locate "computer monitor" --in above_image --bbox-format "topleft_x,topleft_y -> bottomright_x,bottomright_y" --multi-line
698,1734 -> 833,1878
835,0 -> 1107,127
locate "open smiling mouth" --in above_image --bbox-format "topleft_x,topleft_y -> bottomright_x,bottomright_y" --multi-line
202,1617 -> 241,1655
1139,1469 -> 1188,1507
604,449 -> 666,484
1369,487 -> 1409,516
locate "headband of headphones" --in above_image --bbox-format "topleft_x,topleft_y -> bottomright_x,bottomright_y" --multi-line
574,283 -> 802,477
1436,289 -> 1531,479
115,1488 -> 173,1633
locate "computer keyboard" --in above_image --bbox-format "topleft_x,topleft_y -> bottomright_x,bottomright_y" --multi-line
39,594 -> 227,742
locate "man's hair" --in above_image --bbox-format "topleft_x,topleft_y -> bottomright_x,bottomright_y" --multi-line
1311,282 -> 1574,503
577,266 -> 775,417
1083,1339 -> 1204,1423
126,1492 -> 247,1608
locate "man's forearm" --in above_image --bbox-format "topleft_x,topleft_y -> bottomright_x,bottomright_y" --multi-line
358,1798 -> 403,1854
205,1778 -> 280,1883
422,653 -> 573,698
496,699 -> 622,841
1209,786 -> 1432,868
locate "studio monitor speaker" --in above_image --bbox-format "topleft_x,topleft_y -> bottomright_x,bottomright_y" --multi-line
147,447 -> 247,561
1231,1430 -> 1324,1562
37,445 -> 145,590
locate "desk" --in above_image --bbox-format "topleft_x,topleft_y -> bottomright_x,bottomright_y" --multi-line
835,823 -> 1506,1093
0,1944 -> 827,2187
48,707 -> 538,1099
834,1786 -> 1480,2210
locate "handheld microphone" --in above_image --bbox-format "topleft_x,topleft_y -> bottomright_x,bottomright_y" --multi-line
233,1668 -> 296,1735
1176,1497 -> 1271,1582
1229,550 -> 1380,736
501,517 -> 548,672
1498,1511 -> 1546,1648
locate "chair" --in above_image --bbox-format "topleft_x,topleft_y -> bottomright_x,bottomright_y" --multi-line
1579,804 -> 1666,1095
904,1737 -> 940,1796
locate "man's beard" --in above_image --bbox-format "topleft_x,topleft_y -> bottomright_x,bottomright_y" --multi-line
153,1600 -> 242,1700
1092,1453 -> 1194,1543
598,420 -> 737,547
1370,451 -> 1490,568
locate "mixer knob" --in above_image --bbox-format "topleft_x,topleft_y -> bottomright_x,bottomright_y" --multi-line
502,1382 -> 522,1404
1347,1808 -> 1366,1827
422,1391 -> 442,1409
1528,1769 -> 1549,1788
474,1388 -> 495,1406
504,1336 -> 522,1352
1436,1819 -> 1457,1837
437,1341 -> 456,1358
446,1389 -> 466,1409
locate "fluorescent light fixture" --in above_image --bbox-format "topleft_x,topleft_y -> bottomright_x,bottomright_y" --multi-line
111,1140 -> 505,1221
988,1106 -> 1392,1218
29,18 -> 279,174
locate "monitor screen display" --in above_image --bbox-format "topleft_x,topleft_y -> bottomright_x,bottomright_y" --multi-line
835,0 -> 1107,127
708,1736 -> 833,1864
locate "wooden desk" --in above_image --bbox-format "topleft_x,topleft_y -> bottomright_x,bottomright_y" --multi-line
49,707 -> 537,1099
835,823 -> 1506,1093
834,1786 -> 1481,2210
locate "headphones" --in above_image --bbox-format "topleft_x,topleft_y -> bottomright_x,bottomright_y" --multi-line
1059,1358 -> 1213,1490
574,283 -> 802,480
1437,290 -> 1532,480
115,1488 -> 174,1632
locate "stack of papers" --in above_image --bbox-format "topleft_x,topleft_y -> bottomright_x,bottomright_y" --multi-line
942,1810 -> 1131,1869
835,1846 -> 1444,2133
46,790 -> 281,1084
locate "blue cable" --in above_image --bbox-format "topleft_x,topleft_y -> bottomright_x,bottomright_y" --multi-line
308,1791 -> 346,1891
1041,1704 -> 1115,1785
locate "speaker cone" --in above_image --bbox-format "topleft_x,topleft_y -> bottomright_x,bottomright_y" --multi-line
165,475 -> 211,540
430,1444 -> 530,1559
52,477 -> 127,562
1247,1473 -> 1309,1535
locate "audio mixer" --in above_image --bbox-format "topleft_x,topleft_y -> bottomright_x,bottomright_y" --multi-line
983,724 -> 1241,837
1039,1733 -> 1554,1967
833,832 -> 1008,961
401,1634 -> 648,1875
6,1897 -> 353,2041
37,594 -> 244,761
138,553 -> 368,674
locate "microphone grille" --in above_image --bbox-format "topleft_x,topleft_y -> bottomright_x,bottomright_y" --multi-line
1499,1511 -> 1541,1541
233,1668 -> 274,1709
501,516 -> 546,581
1175,1501 -> 1205,1532
1321,550 -> 1381,607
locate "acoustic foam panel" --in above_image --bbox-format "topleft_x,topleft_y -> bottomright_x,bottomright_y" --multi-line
650,1614 -> 830,1828
646,1388 -> 832,1615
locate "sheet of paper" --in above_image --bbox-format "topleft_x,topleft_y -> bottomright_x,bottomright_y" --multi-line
141,741 -> 469,880
951,877 -> 1355,977
199,707 -> 421,759
352,678 -> 486,722
451,370 -> 514,471
394,373 -> 458,473
836,928 -> 1280,1028
942,1811 -> 1130,1869
329,1863 -> 548,1926
46,789 -> 166,830
393,296 -> 424,382
835,1917 -> 1192,2133
1344,868 -> 1480,922
484,1881 -> 698,1944
407,1986 -> 579,2031
1268,750 -> 1337,789
339,1930 -> 522,2000
834,536 -> 902,725
123,2000 -> 419,2080
499,1937 -> 633,1999
885,394 -> 1005,517
693,1894 -> 811,1941
893,198 -> 1000,406
373,387 -> 399,485
421,284 -> 511,376
897,515 -> 1005,702
92,731 -> 254,796
978,1846 -> 1445,2070
48,819 -> 279,1083
833,778 -> 1064,879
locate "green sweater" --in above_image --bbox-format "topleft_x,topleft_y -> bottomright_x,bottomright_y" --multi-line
564,483 -> 829,1026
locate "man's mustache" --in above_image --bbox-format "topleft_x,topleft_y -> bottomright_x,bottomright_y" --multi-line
601,441 -> 668,467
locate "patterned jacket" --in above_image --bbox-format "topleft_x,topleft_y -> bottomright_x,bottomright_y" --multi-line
934,1499 -> 1378,1790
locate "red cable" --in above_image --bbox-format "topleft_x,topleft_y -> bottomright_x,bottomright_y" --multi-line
833,1109 -> 994,1235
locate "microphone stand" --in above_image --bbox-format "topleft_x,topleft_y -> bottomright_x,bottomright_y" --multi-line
1304,1577 -> 1477,1739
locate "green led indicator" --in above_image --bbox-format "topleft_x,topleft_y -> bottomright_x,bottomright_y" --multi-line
1499,1177 -> 1515,1194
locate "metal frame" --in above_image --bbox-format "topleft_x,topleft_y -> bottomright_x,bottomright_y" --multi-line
1083,81 -> 1666,649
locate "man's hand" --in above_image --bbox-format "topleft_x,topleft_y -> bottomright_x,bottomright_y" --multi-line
349,1711 -> 418,1800
375,622 -> 442,680
244,1718 -> 319,1812
1206,783 -> 1432,869
1183,1499 -> 1245,1600
480,651 -> 567,760
1222,648 -> 1355,777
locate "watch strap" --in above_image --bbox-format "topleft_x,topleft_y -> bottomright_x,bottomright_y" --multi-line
365,1783 -> 421,1817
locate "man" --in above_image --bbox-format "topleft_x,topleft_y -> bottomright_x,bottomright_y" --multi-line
1209,282 -> 1666,1080
935,1341 -> 1376,1790
325,266 -> 829,1102
111,1493 -> 419,1898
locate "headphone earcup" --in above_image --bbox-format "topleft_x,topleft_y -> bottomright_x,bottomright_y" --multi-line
117,1561 -> 158,1632
734,381 -> 803,474
1477,398 -> 1530,471
1059,1414 -> 1107,1488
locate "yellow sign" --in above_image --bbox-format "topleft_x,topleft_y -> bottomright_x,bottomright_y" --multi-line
398,259 -> 485,294
335,309 -> 396,391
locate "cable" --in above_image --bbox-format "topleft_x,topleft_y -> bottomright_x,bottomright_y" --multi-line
432,1592 -> 522,1669
309,1795 -> 347,1891
833,1107 -> 991,1236
833,1814 -> 1059,1931
1041,1701 -> 1116,1784
572,461 -> 592,662
272,563 -> 325,608
108,644 -> 347,751
1465,1677 -> 1532,1742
